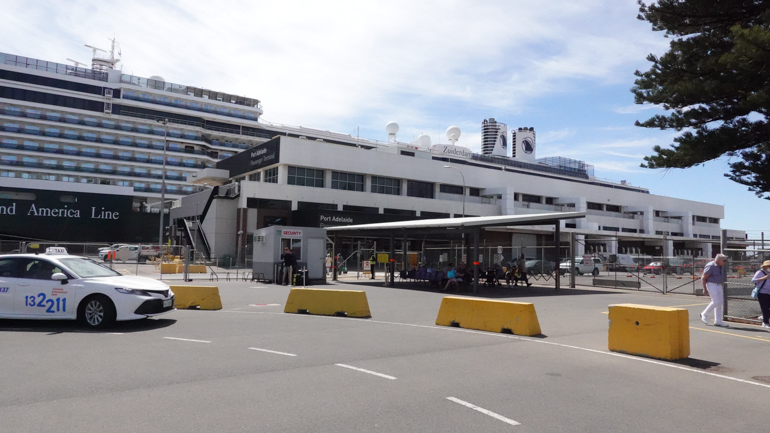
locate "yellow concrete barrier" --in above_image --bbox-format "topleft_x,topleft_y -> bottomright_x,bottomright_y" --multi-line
160,263 -> 178,274
608,303 -> 689,360
169,285 -> 223,310
284,288 -> 371,318
435,296 -> 541,336
174,264 -> 207,273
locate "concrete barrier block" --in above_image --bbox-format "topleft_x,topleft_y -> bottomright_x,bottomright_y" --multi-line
160,263 -> 178,274
284,288 -> 371,318
608,303 -> 689,360
188,265 -> 207,273
435,296 -> 541,336
169,285 -> 223,310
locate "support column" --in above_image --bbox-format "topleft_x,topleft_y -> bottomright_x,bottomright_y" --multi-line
332,233 -> 338,281
389,233 -> 395,287
473,228 -> 480,293
555,222 -> 561,290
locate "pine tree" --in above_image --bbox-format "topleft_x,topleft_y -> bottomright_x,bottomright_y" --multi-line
634,0 -> 770,198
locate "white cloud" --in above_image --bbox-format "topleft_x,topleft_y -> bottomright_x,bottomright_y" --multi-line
614,104 -> 659,114
537,128 -> 576,144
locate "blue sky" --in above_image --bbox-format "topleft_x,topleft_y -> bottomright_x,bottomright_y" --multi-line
3,0 -> 767,236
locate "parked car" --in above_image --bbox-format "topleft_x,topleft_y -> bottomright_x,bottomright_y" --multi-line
560,256 -> 602,276
643,262 -> 664,274
0,250 -> 174,328
525,260 -> 555,275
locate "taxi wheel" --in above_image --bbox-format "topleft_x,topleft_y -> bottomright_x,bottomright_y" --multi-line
78,295 -> 116,329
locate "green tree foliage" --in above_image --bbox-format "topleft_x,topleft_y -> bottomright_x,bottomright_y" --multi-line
633,0 -> 770,198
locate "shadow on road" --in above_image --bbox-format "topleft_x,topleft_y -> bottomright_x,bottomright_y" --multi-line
0,318 -> 177,334
335,279 -> 626,298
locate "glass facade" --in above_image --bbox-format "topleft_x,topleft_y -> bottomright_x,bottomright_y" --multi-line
331,171 -> 364,191
371,176 -> 400,195
264,167 -> 278,183
288,166 -> 324,188
407,180 -> 434,199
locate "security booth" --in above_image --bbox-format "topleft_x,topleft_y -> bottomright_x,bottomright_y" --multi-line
252,225 -> 327,283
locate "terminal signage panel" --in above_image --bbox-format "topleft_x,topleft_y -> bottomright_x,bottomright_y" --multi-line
0,187 -> 160,242
216,138 -> 280,177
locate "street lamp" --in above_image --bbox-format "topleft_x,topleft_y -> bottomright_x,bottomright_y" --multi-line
443,165 -> 465,217
156,118 -> 169,246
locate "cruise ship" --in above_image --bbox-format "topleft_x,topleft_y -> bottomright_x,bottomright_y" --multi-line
0,42 -> 745,262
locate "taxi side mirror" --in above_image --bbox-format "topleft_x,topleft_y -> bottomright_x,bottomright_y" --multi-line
52,273 -> 68,284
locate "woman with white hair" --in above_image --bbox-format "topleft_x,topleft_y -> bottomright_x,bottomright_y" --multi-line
700,254 -> 730,327
751,260 -> 770,329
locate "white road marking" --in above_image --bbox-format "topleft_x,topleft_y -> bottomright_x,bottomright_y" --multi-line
163,337 -> 211,343
250,303 -> 281,307
222,310 -> 770,390
335,363 -> 397,380
447,397 -> 521,426
248,347 -> 297,357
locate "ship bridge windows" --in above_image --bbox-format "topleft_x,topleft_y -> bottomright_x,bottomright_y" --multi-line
43,143 -> 58,152
23,125 -> 40,135
118,166 -> 131,174
102,120 -> 116,129
25,109 -> 41,119
167,143 -> 180,151
22,157 -> 37,166
98,164 -> 113,173
118,151 -> 132,160
83,132 -> 97,142
81,162 -> 96,171
136,124 -> 150,134
1,138 -> 18,148
84,117 -> 98,126
62,145 -> 78,155
99,149 -> 114,158
22,141 -> 38,151
62,161 -> 76,169
44,127 -> 60,137
183,159 -> 195,167
3,122 -> 20,132
134,168 -> 148,175
101,134 -> 115,143
119,137 -> 133,146
81,148 -> 96,156
150,155 -> 164,164
136,139 -> 149,148
65,114 -> 79,124
63,130 -> 78,139
119,122 -> 134,131
3,106 -> 22,116
168,129 -> 182,138
150,140 -> 164,150
167,157 -> 181,166
46,112 -> 61,122
42,159 -> 57,167
135,153 -> 149,162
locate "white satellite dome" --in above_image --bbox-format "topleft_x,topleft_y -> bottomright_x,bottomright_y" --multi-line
446,125 -> 461,141
148,75 -> 165,82
385,121 -> 400,134
415,133 -> 431,148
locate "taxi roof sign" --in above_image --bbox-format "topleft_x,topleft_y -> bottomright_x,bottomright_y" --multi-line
45,247 -> 68,255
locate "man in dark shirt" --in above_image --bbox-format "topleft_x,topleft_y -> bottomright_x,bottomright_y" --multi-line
281,247 -> 297,285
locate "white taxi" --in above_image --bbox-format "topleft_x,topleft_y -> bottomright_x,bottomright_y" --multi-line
0,248 -> 175,329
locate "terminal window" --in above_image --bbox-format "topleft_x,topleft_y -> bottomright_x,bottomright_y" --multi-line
288,166 -> 324,188
331,171 -> 364,191
264,167 -> 278,183
371,176 -> 400,195
407,180 -> 434,199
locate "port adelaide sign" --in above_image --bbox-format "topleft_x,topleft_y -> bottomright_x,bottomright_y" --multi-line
216,138 -> 280,177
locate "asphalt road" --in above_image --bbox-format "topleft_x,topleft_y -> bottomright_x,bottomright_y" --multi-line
1,277 -> 769,432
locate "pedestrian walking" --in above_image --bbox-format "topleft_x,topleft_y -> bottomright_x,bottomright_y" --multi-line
751,260 -> 770,329
369,253 -> 377,280
517,254 -> 531,287
325,253 -> 333,276
700,254 -> 729,327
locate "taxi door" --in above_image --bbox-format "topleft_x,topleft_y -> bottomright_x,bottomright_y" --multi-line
14,258 -> 76,318
0,257 -> 20,315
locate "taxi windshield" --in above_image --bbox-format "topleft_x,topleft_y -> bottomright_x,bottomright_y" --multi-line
59,258 -> 122,278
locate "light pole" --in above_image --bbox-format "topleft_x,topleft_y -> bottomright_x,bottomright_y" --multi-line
443,165 -> 465,217
157,118 -> 169,246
